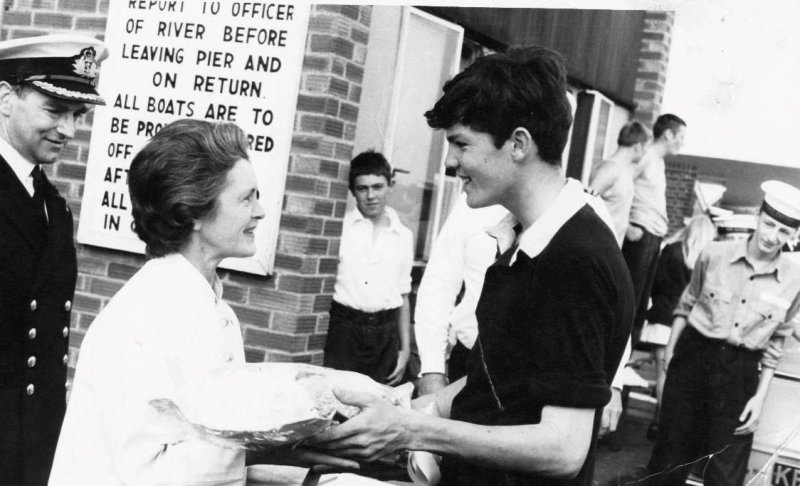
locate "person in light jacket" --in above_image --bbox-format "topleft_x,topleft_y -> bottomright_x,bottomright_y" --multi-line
50,119 -> 354,485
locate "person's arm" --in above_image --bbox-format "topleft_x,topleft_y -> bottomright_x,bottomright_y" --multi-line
414,199 -> 470,393
309,389 -> 594,478
737,297 -> 800,436
600,337 -> 631,437
663,316 -> 687,372
734,365 -> 776,436
664,248 -> 708,370
588,161 -> 616,199
386,294 -> 411,385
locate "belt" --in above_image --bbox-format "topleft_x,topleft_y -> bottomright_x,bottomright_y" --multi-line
683,325 -> 761,357
330,300 -> 396,323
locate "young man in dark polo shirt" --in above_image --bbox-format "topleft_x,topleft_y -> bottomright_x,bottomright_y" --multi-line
309,46 -> 633,485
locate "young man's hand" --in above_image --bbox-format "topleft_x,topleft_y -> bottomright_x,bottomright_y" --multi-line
307,388 -> 412,462
734,394 -> 766,435
386,348 -> 410,385
599,387 -> 622,437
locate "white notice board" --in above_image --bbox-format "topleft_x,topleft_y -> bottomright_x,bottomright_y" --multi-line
77,1 -> 311,275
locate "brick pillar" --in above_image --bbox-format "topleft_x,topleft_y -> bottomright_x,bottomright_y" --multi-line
1,1 -> 374,371
665,161 -> 698,235
632,10 -> 675,126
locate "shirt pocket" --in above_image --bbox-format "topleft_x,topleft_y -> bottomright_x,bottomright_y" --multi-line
744,293 -> 791,347
696,285 -> 733,332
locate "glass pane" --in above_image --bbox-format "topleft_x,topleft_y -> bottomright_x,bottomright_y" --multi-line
387,12 -> 462,260
592,100 -> 611,166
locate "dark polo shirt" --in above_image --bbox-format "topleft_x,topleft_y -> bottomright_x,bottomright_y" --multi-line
441,203 -> 633,486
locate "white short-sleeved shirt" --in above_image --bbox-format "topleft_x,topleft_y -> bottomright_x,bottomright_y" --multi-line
50,254 -> 246,486
333,207 -> 413,312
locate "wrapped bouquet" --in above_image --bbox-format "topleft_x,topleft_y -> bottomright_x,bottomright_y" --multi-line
149,362 -> 412,450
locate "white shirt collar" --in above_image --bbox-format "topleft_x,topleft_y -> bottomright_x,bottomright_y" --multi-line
0,135 -> 37,196
166,253 -> 224,304
346,206 -> 405,234
487,178 -> 590,264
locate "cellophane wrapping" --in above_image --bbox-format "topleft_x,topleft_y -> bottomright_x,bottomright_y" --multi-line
149,362 -> 412,450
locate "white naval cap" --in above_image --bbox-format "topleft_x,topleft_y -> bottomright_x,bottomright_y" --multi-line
714,213 -> 756,235
0,34 -> 109,105
761,180 -> 800,228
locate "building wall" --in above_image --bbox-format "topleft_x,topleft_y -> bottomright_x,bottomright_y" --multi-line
422,7 -> 646,108
1,0 -> 373,375
632,10 -> 674,126
665,160 -> 697,234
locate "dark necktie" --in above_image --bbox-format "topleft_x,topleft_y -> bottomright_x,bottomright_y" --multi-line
495,223 -> 523,259
31,164 -> 48,229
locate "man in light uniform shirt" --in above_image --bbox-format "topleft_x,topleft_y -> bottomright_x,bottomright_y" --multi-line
648,180 -> 800,485
323,150 -> 413,385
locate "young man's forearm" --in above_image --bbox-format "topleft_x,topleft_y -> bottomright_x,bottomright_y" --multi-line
404,405 -> 594,478
397,294 -> 411,353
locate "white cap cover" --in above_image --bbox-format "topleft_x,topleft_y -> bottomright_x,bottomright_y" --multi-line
0,34 -> 109,105
761,180 -> 800,228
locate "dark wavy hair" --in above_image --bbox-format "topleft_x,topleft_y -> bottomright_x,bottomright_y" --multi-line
348,150 -> 392,192
128,119 -> 250,258
653,113 -> 686,140
424,45 -> 573,165
617,121 -> 651,147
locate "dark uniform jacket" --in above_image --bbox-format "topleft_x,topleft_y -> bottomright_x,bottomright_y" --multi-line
0,156 -> 77,486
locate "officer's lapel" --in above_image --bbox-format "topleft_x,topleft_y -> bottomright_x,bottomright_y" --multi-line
0,156 -> 42,250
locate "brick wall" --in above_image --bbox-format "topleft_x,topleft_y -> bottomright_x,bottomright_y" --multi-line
1,0 -> 372,373
632,10 -> 674,126
665,160 -> 697,235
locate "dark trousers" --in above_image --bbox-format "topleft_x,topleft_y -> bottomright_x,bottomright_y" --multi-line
324,300 -> 399,383
648,326 -> 759,486
622,225 -> 662,348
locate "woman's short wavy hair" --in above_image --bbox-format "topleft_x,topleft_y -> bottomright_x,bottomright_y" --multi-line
128,119 -> 250,258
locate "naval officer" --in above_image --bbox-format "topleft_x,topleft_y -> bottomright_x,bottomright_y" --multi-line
0,34 -> 107,486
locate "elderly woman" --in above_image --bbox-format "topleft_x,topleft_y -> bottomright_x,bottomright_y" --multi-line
49,119 -> 352,485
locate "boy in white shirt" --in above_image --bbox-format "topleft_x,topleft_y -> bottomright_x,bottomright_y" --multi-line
323,151 -> 414,385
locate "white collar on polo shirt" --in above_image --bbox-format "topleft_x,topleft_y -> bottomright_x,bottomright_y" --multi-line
0,135 -> 37,197
487,178 -> 599,265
